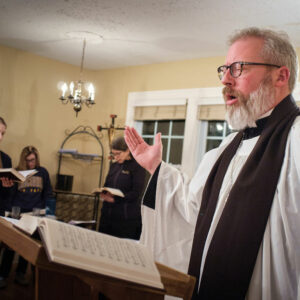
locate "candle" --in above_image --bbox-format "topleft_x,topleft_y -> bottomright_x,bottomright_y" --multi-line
61,83 -> 67,98
69,82 -> 74,96
88,84 -> 95,101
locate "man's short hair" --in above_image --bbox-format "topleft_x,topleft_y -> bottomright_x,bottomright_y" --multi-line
228,27 -> 298,92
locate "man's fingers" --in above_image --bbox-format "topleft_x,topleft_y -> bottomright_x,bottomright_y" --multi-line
125,126 -> 146,147
154,132 -> 162,145
125,127 -> 137,149
131,127 -> 145,145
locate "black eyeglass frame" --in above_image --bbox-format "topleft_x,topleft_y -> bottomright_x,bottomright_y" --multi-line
217,61 -> 281,80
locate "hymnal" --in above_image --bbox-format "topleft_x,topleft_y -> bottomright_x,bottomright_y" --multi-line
14,215 -> 163,290
0,168 -> 37,182
91,187 -> 125,197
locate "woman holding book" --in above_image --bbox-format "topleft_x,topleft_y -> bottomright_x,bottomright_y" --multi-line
0,145 -> 53,288
0,117 -> 14,217
99,136 -> 146,240
11,146 -> 53,212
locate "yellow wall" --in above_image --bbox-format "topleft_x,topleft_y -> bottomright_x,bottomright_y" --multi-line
0,45 -> 103,193
0,44 -> 299,193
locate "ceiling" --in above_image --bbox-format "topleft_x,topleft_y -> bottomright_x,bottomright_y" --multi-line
1,0 -> 300,70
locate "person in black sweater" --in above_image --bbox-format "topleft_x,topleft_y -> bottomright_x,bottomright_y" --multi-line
0,145 -> 53,288
99,136 -> 146,240
0,117 -> 13,216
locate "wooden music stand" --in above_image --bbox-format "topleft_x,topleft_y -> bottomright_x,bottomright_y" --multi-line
0,218 -> 195,300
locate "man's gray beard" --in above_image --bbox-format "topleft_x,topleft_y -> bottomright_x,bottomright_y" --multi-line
225,77 -> 275,130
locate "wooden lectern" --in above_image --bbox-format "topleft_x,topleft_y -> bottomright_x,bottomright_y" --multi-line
0,218 -> 195,300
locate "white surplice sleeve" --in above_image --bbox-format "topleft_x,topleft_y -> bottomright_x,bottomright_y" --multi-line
140,134 -> 236,273
139,114 -> 300,300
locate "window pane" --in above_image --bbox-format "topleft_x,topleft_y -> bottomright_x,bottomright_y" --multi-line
207,121 -> 224,137
169,139 -> 183,164
157,121 -> 170,135
225,123 -> 235,136
172,120 -> 185,135
161,138 -> 168,161
142,121 -> 155,135
206,139 -> 222,152
144,137 -> 153,146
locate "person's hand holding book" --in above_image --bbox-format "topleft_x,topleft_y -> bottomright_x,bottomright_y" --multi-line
100,191 -> 115,203
0,177 -> 14,187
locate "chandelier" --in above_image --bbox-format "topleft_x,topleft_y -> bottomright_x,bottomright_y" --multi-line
59,39 -> 95,117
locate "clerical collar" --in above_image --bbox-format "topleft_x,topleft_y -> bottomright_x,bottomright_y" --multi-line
242,116 -> 270,140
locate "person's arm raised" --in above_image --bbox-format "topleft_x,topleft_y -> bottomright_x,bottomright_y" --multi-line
124,126 -> 162,175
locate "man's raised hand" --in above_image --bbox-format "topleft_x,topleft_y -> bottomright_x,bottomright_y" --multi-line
124,126 -> 162,175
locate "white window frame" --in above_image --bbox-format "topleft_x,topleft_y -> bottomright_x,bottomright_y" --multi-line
126,88 -> 223,178
137,119 -> 185,166
126,85 -> 300,179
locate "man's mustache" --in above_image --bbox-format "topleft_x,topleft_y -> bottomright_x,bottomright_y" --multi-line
222,86 -> 238,97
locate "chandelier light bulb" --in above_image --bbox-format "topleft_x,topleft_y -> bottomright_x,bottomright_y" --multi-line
69,82 -> 74,96
61,83 -> 68,98
88,83 -> 95,100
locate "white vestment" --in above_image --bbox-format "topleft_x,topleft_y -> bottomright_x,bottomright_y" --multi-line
140,116 -> 300,300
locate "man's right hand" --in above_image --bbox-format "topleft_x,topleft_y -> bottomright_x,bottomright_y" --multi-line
124,126 -> 162,175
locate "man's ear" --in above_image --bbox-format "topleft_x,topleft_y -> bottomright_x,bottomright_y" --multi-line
274,66 -> 290,87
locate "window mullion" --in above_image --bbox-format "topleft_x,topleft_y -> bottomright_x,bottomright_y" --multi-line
165,121 -> 172,163
223,121 -> 226,138
154,121 -> 158,135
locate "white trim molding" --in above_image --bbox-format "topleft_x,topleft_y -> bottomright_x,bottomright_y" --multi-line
126,87 -> 223,178
126,84 -> 300,178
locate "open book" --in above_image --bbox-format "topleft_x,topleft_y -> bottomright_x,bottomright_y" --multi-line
68,220 -> 96,226
91,187 -> 125,197
14,215 -> 163,290
0,168 -> 37,182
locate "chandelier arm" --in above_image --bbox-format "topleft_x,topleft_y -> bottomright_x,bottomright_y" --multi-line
85,101 -> 95,108
59,98 -> 70,105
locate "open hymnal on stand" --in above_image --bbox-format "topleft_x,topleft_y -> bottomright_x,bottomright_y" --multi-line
13,215 -> 163,290
0,168 -> 37,182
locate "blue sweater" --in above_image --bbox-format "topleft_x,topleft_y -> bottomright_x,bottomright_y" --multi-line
12,166 -> 53,212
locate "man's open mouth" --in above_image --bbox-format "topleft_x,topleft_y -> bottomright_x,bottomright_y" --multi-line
226,94 -> 238,105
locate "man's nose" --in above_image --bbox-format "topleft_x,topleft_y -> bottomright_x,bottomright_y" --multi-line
221,68 -> 234,86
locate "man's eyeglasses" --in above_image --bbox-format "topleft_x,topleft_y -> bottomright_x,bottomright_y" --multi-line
217,61 -> 281,80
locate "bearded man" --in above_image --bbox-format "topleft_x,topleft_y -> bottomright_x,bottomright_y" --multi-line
125,27 -> 300,300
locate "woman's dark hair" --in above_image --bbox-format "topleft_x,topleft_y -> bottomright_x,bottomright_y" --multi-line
0,117 -> 7,128
111,136 -> 128,151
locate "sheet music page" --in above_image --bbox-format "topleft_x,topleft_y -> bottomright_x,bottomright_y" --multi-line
19,169 -> 37,178
39,218 -> 163,289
